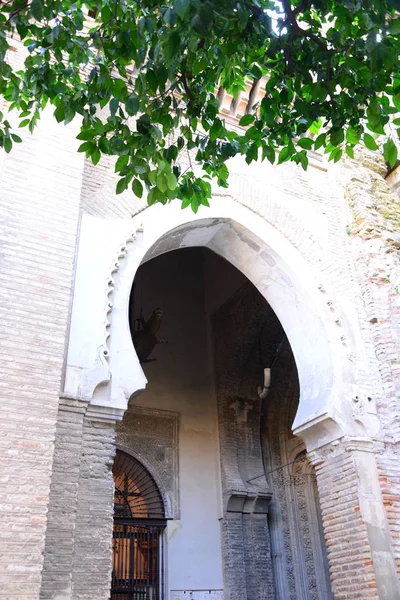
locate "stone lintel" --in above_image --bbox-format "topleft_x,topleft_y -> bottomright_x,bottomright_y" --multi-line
86,403 -> 126,424
292,411 -> 344,452
224,490 -> 272,514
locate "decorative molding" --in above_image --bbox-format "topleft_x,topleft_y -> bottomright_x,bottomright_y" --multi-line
102,226 -> 143,361
85,402 -> 126,424
292,412 -> 345,452
116,405 -> 180,519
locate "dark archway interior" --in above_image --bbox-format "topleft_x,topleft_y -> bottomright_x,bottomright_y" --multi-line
116,246 -> 331,600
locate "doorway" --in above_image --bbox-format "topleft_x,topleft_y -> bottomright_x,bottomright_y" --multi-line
111,450 -> 166,600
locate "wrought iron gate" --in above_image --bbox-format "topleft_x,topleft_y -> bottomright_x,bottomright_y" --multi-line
111,451 -> 166,600
111,519 -> 165,600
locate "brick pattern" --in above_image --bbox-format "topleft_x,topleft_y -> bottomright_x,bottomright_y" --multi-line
376,445 -> 400,572
0,106 -> 83,598
310,447 -> 379,600
71,418 -> 116,600
344,150 -> 400,581
40,399 -> 88,600
220,513 -> 248,600
242,513 -> 274,599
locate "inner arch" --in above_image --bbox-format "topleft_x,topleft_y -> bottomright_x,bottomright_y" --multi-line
134,215 -> 338,434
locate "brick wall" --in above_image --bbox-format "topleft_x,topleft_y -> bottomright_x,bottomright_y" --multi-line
71,417 -> 116,600
0,107 -> 84,599
40,399 -> 88,600
310,445 -> 380,600
344,150 -> 400,582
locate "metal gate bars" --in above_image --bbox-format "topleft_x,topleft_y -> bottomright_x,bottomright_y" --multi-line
111,518 -> 166,600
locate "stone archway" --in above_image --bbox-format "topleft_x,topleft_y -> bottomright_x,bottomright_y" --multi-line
41,194 -> 400,600
68,196 -> 360,445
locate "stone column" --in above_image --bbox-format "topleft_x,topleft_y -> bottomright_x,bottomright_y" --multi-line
309,438 -> 400,600
71,407 -> 117,600
220,505 -> 274,600
40,398 -> 88,600
218,395 -> 274,600
40,401 -> 119,600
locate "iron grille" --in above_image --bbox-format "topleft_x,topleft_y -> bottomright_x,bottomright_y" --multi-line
112,451 -> 166,600
111,519 -> 165,600
113,450 -> 165,519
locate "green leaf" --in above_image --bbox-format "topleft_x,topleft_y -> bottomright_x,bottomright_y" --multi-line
309,119 -> 322,135
262,144 -> 275,164
116,177 -> 128,195
364,133 -> 379,151
389,19 -> 400,35
314,133 -> 327,151
54,103 -> 65,123
4,137 -> 12,153
346,127 -> 360,146
11,134 -> 22,143
245,142 -> 258,164
333,149 -> 343,163
110,98 -> 119,117
278,145 -> 293,164
132,179 -> 143,198
393,95 -> 400,111
91,147 -> 101,166
328,147 -> 343,163
165,32 -> 180,60
383,139 -> 398,168
115,155 -> 129,172
31,0 -> 44,20
330,128 -> 344,147
298,150 -> 308,171
239,114 -> 255,127
77,141 -> 92,153
156,173 -> 167,193
346,145 -> 354,159
297,137 -> 314,150
166,172 -> 177,191
77,130 -> 95,141
174,0 -> 190,19
126,95 -> 139,116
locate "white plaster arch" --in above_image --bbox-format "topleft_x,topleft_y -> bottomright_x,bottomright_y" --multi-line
64,194 -> 374,449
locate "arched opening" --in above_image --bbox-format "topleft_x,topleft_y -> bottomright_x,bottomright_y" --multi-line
116,246 -> 332,600
111,450 -> 166,600
103,200 -> 353,448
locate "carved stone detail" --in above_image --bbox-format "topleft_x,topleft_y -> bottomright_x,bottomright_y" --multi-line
116,404 -> 180,519
102,227 -> 143,361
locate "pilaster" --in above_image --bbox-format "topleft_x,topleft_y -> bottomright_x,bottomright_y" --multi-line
71,408 -> 117,600
308,437 -> 400,600
40,400 -> 121,600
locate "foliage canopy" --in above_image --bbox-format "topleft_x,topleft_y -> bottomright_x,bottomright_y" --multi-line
1,0 -> 400,210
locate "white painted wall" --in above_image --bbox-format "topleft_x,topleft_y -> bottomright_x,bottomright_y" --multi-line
131,248 -> 224,595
